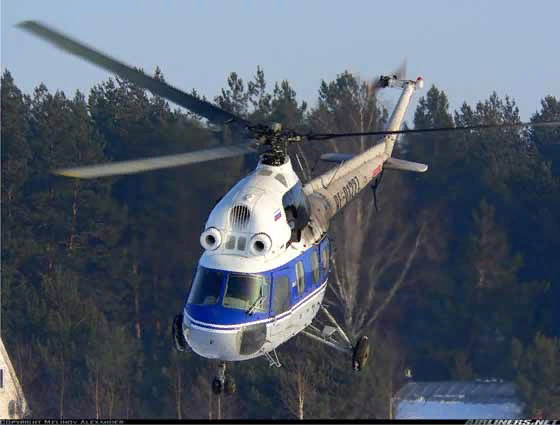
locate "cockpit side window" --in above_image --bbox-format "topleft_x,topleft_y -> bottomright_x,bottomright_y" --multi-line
223,273 -> 270,313
187,267 -> 224,305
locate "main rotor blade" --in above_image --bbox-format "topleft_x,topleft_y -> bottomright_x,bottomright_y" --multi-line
17,20 -> 250,128
53,143 -> 257,179
307,121 -> 560,141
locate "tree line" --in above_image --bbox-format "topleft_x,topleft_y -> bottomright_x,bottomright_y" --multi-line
2,66 -> 559,418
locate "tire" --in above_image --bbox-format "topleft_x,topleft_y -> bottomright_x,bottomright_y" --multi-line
172,314 -> 187,352
212,377 -> 223,395
352,336 -> 370,371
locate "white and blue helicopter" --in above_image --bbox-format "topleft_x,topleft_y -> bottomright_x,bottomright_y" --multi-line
18,20 -> 560,397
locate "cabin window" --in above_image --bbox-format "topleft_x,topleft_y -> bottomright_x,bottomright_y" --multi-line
272,275 -> 291,315
312,251 -> 320,284
223,273 -> 269,313
0,369 -> 3,389
322,243 -> 330,270
296,261 -> 305,295
187,267 -> 224,305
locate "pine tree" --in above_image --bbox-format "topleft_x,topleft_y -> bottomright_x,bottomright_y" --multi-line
513,334 -> 560,418
1,71 -> 35,335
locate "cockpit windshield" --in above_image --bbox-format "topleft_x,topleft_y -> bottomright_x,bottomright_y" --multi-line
187,267 -> 224,306
223,273 -> 269,313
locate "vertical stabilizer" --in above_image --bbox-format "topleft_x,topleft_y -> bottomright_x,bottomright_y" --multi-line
383,76 -> 424,157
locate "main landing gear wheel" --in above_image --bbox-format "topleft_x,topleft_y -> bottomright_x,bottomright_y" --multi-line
172,314 -> 187,352
211,377 -> 236,395
352,336 -> 370,371
211,362 -> 236,396
301,306 -> 369,372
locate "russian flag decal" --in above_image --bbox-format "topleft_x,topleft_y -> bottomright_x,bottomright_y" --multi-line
274,209 -> 282,221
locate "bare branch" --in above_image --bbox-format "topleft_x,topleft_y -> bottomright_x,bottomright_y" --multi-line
365,221 -> 427,328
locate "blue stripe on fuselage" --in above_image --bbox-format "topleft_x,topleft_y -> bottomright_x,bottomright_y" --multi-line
184,237 -> 330,327
186,303 -> 269,325
185,281 -> 327,331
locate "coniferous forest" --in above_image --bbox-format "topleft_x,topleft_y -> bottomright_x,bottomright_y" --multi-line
2,66 -> 559,419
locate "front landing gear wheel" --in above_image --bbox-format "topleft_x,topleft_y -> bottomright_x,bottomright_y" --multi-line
211,377 -> 223,395
211,377 -> 235,396
211,362 -> 235,396
172,314 -> 187,352
352,336 -> 370,371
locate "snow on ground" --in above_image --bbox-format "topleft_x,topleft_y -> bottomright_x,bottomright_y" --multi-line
396,401 -> 523,419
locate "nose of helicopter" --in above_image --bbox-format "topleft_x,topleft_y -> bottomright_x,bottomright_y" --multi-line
185,321 -> 242,361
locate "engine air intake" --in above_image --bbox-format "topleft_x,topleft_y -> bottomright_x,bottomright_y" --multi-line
249,233 -> 272,256
200,227 -> 222,250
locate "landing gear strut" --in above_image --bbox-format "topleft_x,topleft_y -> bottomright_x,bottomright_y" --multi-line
211,362 -> 236,396
302,305 -> 371,372
371,169 -> 384,212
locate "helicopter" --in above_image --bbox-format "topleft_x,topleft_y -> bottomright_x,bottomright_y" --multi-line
17,20 -> 560,397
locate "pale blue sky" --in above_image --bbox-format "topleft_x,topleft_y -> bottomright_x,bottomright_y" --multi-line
2,0 -> 558,124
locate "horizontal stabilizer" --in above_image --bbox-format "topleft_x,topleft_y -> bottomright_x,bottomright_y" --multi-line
385,157 -> 428,172
320,153 -> 354,163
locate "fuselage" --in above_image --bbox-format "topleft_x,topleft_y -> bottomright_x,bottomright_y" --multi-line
182,158 -> 330,361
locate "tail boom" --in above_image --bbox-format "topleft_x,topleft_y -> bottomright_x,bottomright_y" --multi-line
303,77 -> 422,198
301,77 -> 423,240
303,155 -> 386,240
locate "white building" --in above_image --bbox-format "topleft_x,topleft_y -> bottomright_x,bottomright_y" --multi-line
0,337 -> 29,418
395,380 -> 523,419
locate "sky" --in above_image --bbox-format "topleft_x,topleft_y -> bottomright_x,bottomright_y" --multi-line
2,0 -> 559,125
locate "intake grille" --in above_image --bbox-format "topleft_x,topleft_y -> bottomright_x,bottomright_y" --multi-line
229,204 -> 251,231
